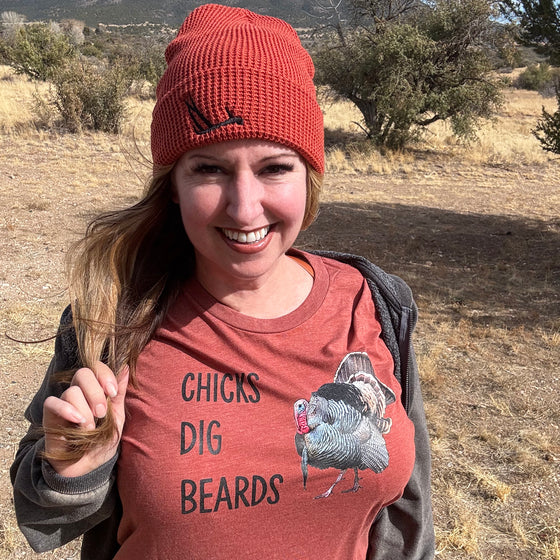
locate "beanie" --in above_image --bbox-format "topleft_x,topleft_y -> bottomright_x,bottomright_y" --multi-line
151,3 -> 324,173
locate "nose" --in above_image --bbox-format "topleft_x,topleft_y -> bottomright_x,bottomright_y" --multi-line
225,170 -> 264,226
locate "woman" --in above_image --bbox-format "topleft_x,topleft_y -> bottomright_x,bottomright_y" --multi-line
11,4 -> 434,559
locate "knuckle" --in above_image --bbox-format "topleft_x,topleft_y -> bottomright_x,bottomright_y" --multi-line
43,395 -> 59,412
94,361 -> 114,381
70,367 -> 92,386
60,385 -> 84,405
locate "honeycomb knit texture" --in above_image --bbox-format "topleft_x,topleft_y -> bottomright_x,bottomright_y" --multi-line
151,3 -> 324,173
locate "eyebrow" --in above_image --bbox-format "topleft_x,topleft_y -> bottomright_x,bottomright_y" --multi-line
262,153 -> 300,160
185,151 -> 300,163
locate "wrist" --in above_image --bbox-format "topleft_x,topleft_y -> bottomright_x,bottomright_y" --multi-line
46,443 -> 119,479
42,448 -> 119,494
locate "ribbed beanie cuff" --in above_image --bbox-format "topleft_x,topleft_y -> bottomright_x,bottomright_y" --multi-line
151,3 -> 324,173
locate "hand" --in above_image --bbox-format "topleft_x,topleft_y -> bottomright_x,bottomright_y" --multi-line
43,361 -> 129,478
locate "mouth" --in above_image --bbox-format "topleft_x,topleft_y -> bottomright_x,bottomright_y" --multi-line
221,226 -> 271,244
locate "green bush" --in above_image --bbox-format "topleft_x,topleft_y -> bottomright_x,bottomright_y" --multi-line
1,23 -> 75,81
533,89 -> 560,154
79,41 -> 104,59
134,42 -> 166,97
515,63 -> 556,92
75,33 -> 167,100
49,58 -> 134,133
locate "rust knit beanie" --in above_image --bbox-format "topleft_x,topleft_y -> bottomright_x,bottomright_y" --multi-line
151,3 -> 324,173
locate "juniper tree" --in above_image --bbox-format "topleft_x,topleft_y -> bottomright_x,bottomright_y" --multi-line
310,0 -> 505,149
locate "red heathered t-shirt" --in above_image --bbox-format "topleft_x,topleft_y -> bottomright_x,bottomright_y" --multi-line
116,251 -> 415,560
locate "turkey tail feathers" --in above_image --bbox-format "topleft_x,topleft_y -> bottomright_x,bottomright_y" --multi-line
334,352 -> 396,407
334,352 -> 373,384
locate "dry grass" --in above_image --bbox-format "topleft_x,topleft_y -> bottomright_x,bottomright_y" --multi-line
1,65 -> 559,559
321,84 -> 558,171
0,67 -> 45,134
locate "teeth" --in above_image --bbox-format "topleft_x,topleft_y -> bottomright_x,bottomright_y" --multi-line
223,226 -> 270,243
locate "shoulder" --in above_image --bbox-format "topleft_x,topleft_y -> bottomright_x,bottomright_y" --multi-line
302,249 -> 366,284
302,250 -> 415,310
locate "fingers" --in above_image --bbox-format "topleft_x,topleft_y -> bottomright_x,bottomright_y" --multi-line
43,393 -> 87,427
93,361 -> 119,399
42,362 -> 129,476
43,361 -> 126,432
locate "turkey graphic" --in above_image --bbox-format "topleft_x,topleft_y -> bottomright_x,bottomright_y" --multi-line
293,352 -> 396,499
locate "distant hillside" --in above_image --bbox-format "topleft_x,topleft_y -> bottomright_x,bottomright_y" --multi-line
0,0 -> 312,27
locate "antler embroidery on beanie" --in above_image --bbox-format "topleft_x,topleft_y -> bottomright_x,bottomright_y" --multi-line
185,96 -> 244,136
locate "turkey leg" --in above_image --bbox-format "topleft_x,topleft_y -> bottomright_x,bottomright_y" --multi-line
315,469 -> 347,499
341,467 -> 362,494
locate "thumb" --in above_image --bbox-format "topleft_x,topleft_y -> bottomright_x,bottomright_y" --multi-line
110,365 -> 129,430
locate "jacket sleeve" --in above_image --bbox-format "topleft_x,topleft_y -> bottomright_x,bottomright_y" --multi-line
368,327 -> 435,559
10,306 -> 120,553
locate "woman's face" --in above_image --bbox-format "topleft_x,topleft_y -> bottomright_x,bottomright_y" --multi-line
171,138 -> 308,293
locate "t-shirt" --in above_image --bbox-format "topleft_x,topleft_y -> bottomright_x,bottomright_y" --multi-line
116,251 -> 415,560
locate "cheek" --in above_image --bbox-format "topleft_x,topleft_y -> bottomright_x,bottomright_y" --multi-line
282,184 -> 308,225
176,190 -> 221,238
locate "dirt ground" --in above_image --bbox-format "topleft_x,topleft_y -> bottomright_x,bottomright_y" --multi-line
0,131 -> 559,558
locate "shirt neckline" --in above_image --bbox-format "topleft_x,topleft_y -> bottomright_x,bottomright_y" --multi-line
180,250 -> 329,333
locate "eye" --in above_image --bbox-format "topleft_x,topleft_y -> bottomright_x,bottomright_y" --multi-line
260,163 -> 294,175
193,164 -> 223,175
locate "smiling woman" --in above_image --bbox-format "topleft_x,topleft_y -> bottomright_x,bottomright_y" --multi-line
171,139 -> 311,315
11,4 -> 434,560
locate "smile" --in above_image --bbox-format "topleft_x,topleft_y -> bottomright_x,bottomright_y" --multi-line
222,226 -> 270,244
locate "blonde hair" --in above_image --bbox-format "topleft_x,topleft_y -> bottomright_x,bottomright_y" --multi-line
46,163 -> 323,461
303,166 -> 322,230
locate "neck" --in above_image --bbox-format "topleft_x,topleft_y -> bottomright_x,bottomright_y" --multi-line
196,254 -> 313,319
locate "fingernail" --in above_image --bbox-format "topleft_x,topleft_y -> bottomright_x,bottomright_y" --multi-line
95,404 -> 106,418
107,383 -> 118,398
71,412 -> 87,424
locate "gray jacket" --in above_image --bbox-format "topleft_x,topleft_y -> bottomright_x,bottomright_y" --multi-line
11,252 -> 435,559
